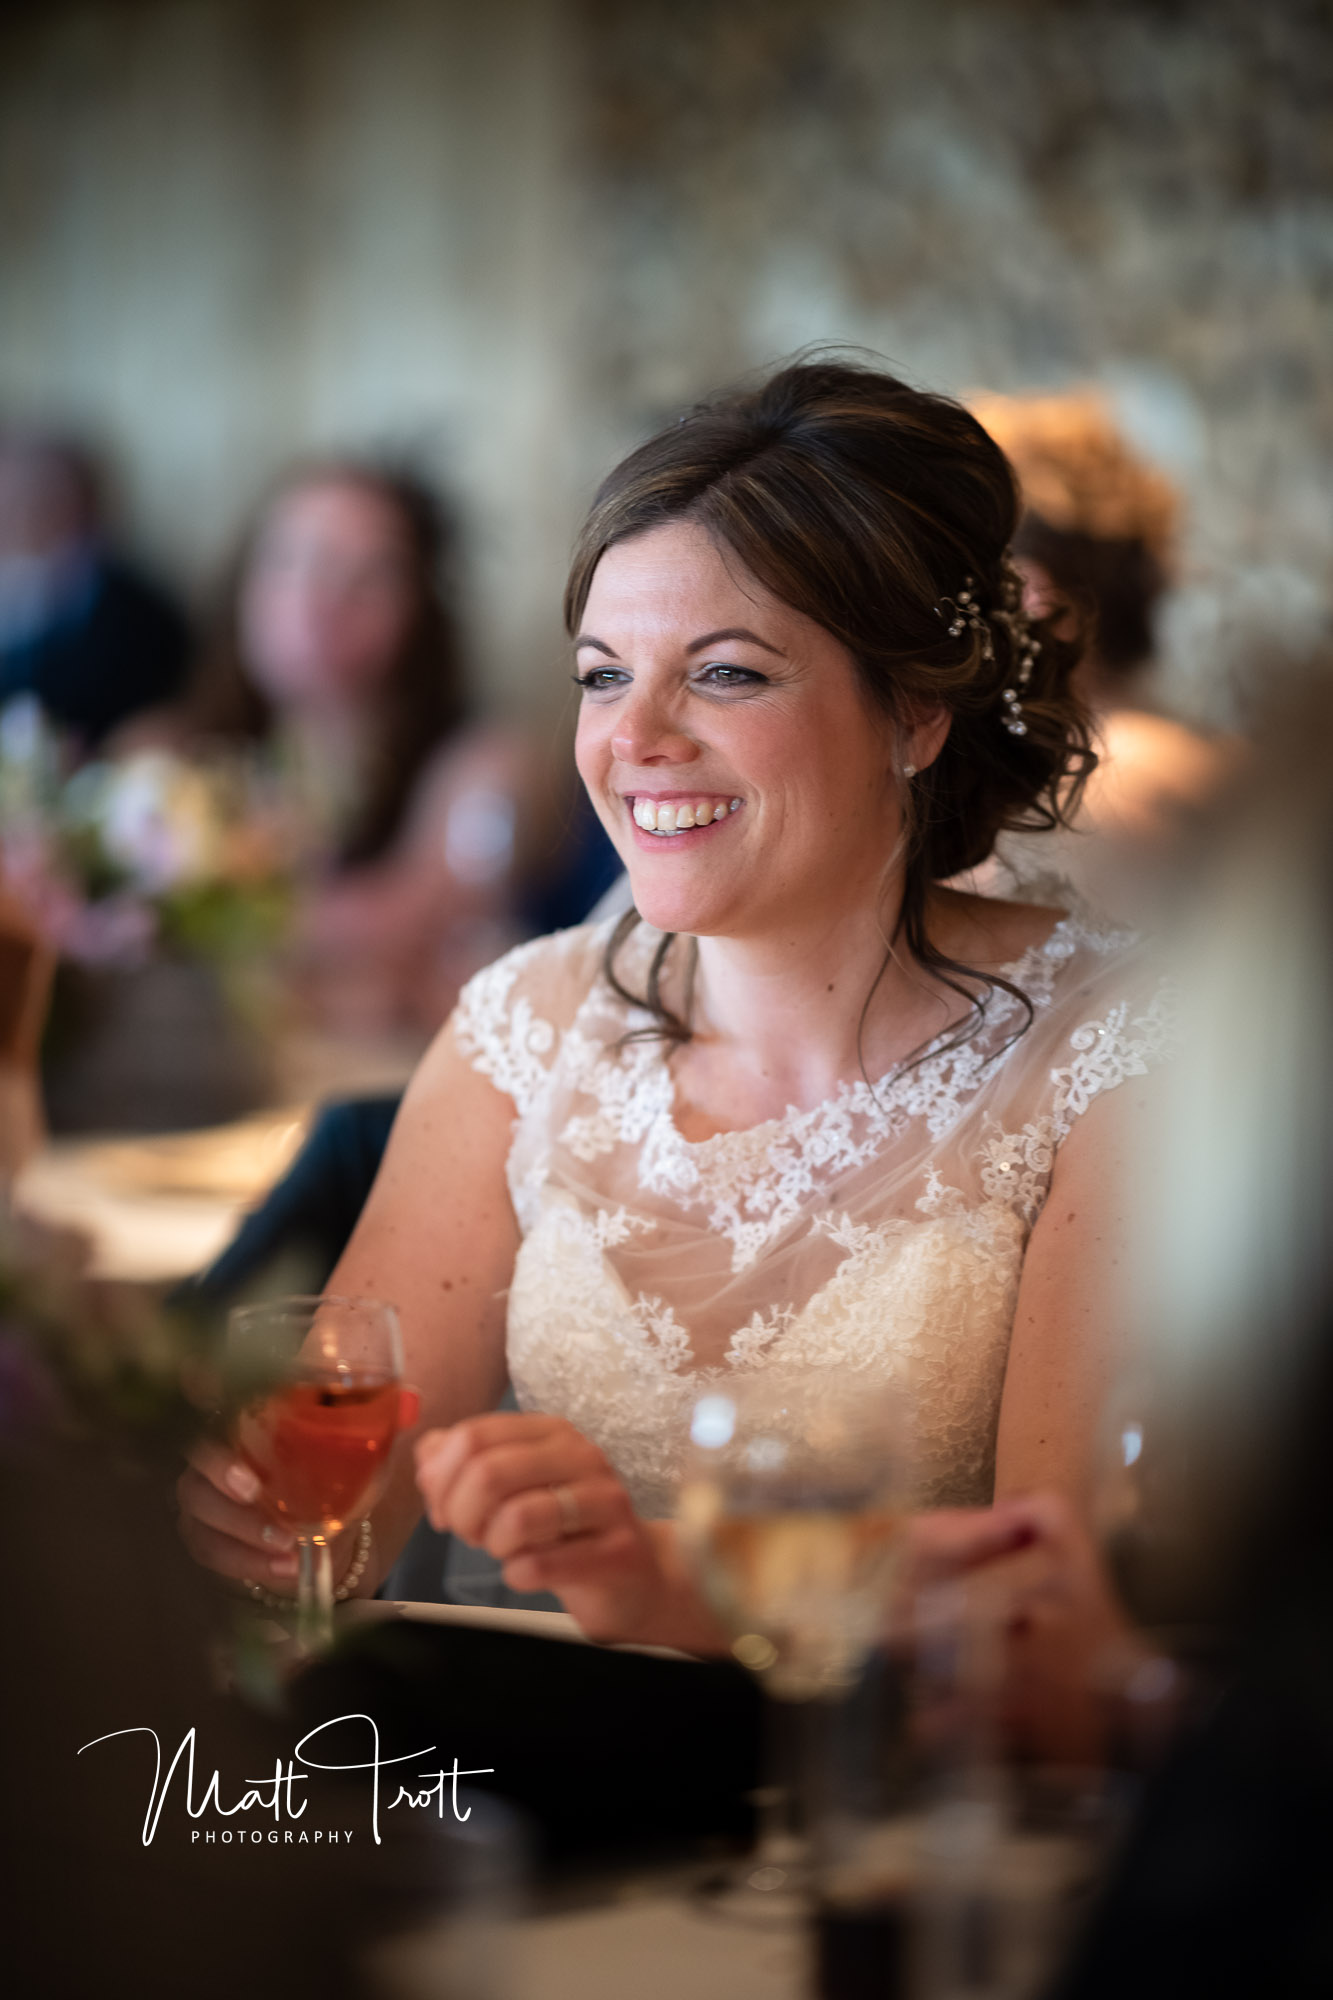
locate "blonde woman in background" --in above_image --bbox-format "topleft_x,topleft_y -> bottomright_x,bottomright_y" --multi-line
967,390 -> 1239,918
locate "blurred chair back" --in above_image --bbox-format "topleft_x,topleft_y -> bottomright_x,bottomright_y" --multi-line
0,881 -> 52,1180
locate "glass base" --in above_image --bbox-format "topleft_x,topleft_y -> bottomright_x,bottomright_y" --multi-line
691,1830 -> 810,1928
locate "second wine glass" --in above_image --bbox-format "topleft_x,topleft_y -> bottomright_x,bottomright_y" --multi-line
677,1370 -> 907,1919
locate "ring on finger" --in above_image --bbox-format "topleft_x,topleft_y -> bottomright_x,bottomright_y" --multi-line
551,1482 -> 582,1538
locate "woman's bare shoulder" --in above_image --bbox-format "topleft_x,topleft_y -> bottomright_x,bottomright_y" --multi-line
927,885 -> 1070,974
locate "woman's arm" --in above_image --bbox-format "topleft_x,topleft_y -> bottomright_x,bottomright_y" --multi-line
321,1017 -> 521,1588
177,1017 -> 520,1595
299,730 -> 531,952
993,1079 -> 1153,1508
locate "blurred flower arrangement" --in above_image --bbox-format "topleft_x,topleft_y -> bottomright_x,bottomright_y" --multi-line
0,1203 -> 217,1454
0,695 -> 291,972
0,1198 -> 310,1457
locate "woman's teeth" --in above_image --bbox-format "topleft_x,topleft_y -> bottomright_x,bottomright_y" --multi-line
632,798 -> 743,835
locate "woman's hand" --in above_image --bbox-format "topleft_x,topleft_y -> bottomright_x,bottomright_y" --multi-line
901,1492 -> 1163,1767
176,1438 -> 300,1592
415,1412 -> 727,1651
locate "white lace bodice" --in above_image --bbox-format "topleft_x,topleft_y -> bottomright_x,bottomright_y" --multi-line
456,912 -> 1174,1514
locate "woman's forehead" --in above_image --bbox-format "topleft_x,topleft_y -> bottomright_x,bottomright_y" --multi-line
264,477 -> 407,547
583,521 -> 791,635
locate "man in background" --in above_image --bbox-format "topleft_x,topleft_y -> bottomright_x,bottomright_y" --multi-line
0,429 -> 191,751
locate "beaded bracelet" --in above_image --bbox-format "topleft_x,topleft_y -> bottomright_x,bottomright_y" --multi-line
243,1517 -> 374,1611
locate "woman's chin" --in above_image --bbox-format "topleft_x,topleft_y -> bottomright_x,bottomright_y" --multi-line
626,877 -> 727,938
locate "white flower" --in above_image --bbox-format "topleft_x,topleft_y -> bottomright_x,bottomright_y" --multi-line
95,753 -> 224,893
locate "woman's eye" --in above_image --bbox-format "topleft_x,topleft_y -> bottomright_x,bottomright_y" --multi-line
697,663 -> 763,688
573,667 -> 628,692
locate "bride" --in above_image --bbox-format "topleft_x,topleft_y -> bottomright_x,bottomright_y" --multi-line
180,360 -> 1174,1650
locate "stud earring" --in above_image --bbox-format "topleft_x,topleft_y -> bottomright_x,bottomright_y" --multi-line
902,763 -> 917,778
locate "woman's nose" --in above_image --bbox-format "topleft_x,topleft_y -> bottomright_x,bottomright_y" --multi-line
609,686 -> 698,767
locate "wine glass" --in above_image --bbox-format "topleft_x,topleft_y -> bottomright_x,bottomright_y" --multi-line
677,1371 -> 907,1920
228,1294 -> 418,1655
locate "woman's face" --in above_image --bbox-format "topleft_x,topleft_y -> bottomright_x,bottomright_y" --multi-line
574,520 -> 926,942
239,478 -> 418,708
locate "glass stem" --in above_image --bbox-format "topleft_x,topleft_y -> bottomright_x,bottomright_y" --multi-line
296,1532 -> 336,1656
751,1690 -> 829,1876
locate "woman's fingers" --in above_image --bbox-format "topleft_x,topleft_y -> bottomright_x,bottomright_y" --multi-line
410,1412 -> 669,1642
414,1413 -> 568,1499
484,1476 -> 632,1562
440,1438 -> 608,1546
903,1500 -> 1042,1588
501,1521 -> 644,1595
176,1460 -> 298,1583
187,1435 -> 265,1506
178,1505 -> 298,1588
414,1414 -> 606,1539
176,1464 -> 288,1553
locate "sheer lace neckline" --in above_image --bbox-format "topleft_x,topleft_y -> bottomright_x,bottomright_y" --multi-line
637,907 -> 1089,1158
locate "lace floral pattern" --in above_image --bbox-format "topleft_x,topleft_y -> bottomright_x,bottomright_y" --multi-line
456,911 -> 1176,1512
1051,979 -> 1179,1136
453,934 -> 563,1114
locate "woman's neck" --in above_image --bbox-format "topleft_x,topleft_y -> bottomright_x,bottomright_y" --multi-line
676,891 -> 948,1128
669,885 -> 1057,1137
285,696 -> 379,763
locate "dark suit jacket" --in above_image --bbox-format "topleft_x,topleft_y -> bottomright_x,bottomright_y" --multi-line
0,554 -> 190,747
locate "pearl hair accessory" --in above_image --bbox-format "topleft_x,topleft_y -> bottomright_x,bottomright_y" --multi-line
938,561 -> 1041,738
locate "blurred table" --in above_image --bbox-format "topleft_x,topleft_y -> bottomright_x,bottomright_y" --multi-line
362,1600 -> 804,1998
381,1892 -> 807,2000
270,1022 -> 423,1110
17,1023 -> 425,1282
14,1107 -> 310,1281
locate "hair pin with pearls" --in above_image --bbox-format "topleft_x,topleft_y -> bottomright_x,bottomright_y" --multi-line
937,564 -> 1041,738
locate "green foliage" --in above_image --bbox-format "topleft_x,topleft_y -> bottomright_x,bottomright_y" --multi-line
0,1212 -> 290,1461
157,875 -> 293,965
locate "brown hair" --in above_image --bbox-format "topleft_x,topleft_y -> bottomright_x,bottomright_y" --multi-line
190,461 -> 468,866
564,358 -> 1096,1051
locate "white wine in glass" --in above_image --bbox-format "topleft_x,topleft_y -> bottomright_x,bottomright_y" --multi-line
677,1372 -> 907,1920
679,1374 -> 906,1700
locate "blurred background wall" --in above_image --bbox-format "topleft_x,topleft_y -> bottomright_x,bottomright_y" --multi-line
1,0 -> 1329,721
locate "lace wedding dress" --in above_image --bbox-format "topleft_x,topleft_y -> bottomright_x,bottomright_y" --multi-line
456,912 -> 1173,1514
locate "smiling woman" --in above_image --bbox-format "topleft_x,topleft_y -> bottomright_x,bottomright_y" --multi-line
572,523 -> 918,954
178,360 -> 1175,1659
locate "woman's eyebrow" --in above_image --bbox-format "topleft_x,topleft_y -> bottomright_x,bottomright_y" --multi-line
572,625 -> 787,658
687,626 -> 786,657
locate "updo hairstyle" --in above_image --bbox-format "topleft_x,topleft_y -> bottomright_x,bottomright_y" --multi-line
565,359 -> 1096,1048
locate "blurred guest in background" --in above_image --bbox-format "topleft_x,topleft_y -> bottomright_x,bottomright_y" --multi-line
179,461 -> 531,1036
0,429 -> 191,751
968,391 -> 1238,915
1046,665 -> 1333,1995
902,665 -> 1333,1994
